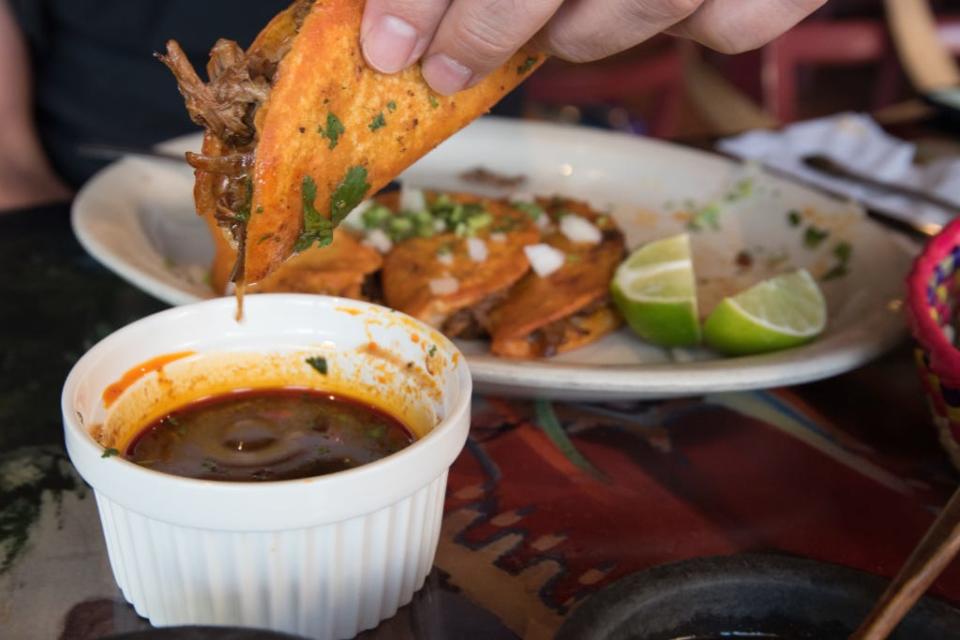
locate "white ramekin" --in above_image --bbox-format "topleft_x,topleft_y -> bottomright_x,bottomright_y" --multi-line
62,294 -> 471,639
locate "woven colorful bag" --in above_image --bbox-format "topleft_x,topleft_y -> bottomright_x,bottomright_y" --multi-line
907,215 -> 960,471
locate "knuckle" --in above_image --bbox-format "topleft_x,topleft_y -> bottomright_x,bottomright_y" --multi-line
548,38 -> 607,64
452,20 -> 516,65
700,30 -> 761,55
370,0 -> 447,31
626,0 -> 703,22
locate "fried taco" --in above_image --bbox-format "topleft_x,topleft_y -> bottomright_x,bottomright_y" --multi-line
160,0 -> 544,287
373,191 -> 540,334
487,198 -> 625,358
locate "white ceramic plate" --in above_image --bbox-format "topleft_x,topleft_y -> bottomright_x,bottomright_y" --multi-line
73,118 -> 916,400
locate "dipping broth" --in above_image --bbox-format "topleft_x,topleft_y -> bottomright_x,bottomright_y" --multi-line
126,389 -> 414,481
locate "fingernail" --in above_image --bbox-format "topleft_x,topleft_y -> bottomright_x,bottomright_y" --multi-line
422,54 -> 473,95
362,15 -> 419,74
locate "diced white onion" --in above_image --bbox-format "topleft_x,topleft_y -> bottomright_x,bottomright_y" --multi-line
512,191 -> 536,204
437,251 -> 454,266
466,237 -> 488,262
536,214 -> 552,230
560,214 -> 602,245
400,184 -> 427,213
429,276 -> 460,295
489,232 -> 507,243
524,243 -> 565,278
363,228 -> 393,254
434,218 -> 447,232
341,199 -> 373,229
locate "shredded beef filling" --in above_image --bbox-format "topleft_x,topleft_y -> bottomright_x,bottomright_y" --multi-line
158,0 -> 314,281
442,291 -> 509,339
529,297 -> 609,357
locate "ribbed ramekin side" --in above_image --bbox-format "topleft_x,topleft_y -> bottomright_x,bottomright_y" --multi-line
91,472 -> 448,639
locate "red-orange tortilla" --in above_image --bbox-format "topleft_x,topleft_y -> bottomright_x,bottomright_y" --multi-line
169,0 -> 544,285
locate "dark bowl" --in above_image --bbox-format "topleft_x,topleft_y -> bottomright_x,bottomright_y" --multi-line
556,553 -> 960,640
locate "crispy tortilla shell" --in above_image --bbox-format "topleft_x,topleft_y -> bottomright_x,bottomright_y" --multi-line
487,199 -> 625,357
245,0 -> 544,283
381,194 -> 539,327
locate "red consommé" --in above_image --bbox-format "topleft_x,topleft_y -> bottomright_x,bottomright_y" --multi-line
126,388 -> 414,481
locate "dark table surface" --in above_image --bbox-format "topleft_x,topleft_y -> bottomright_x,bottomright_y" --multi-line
2,200 -> 960,640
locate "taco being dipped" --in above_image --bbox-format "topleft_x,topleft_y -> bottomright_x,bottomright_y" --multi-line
160,0 -> 544,288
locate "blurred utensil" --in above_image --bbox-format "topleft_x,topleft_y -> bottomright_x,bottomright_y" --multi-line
77,143 -> 187,164
755,158 -> 939,238
803,154 -> 958,215
851,485 -> 960,639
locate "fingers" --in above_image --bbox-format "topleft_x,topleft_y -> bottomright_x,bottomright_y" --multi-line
669,0 -> 827,54
537,0 -> 704,63
420,0 -> 564,95
361,0 -> 450,74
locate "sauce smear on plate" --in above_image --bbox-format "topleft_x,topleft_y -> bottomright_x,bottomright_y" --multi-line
126,388 -> 413,481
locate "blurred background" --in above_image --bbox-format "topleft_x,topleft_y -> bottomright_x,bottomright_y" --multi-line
521,0 -> 960,144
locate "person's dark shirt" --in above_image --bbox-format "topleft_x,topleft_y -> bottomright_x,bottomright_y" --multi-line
9,0 -> 525,190
9,0 -> 291,188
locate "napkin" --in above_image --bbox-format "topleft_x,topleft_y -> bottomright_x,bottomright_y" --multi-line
718,112 -> 960,232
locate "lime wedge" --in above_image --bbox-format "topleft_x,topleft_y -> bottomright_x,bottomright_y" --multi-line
610,234 -> 701,347
703,269 -> 826,356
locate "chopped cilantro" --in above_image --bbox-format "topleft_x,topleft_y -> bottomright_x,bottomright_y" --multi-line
428,345 -> 437,357
317,446 -> 330,456
833,241 -> 852,261
330,166 -> 371,226
306,356 -> 328,375
513,201 -> 545,220
725,178 -> 753,202
687,204 -> 721,231
787,210 -> 802,227
319,112 -> 345,149
295,176 -> 334,252
257,233 -> 273,244
234,176 -> 254,222
822,241 -> 853,281
101,447 -> 119,459
436,242 -> 453,256
201,459 -> 222,473
803,226 -> 830,249
566,254 -> 582,263
822,264 -> 848,281
467,211 -> 493,231
517,56 -> 538,74
387,100 -> 397,112
367,425 -> 386,441
428,94 -> 440,109
362,204 -> 392,229
369,113 -> 386,131
492,216 -> 522,233
255,205 -> 264,214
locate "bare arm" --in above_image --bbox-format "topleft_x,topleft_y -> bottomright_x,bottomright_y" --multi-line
0,0 -> 71,212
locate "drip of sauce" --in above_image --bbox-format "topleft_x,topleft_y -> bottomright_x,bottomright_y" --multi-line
102,352 -> 194,408
126,388 -> 414,481
235,281 -> 246,322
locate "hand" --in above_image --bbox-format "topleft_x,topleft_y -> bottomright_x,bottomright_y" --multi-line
361,0 -> 826,95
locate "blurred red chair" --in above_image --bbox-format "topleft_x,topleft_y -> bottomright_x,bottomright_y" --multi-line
523,41 -> 686,138
761,19 -> 900,123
